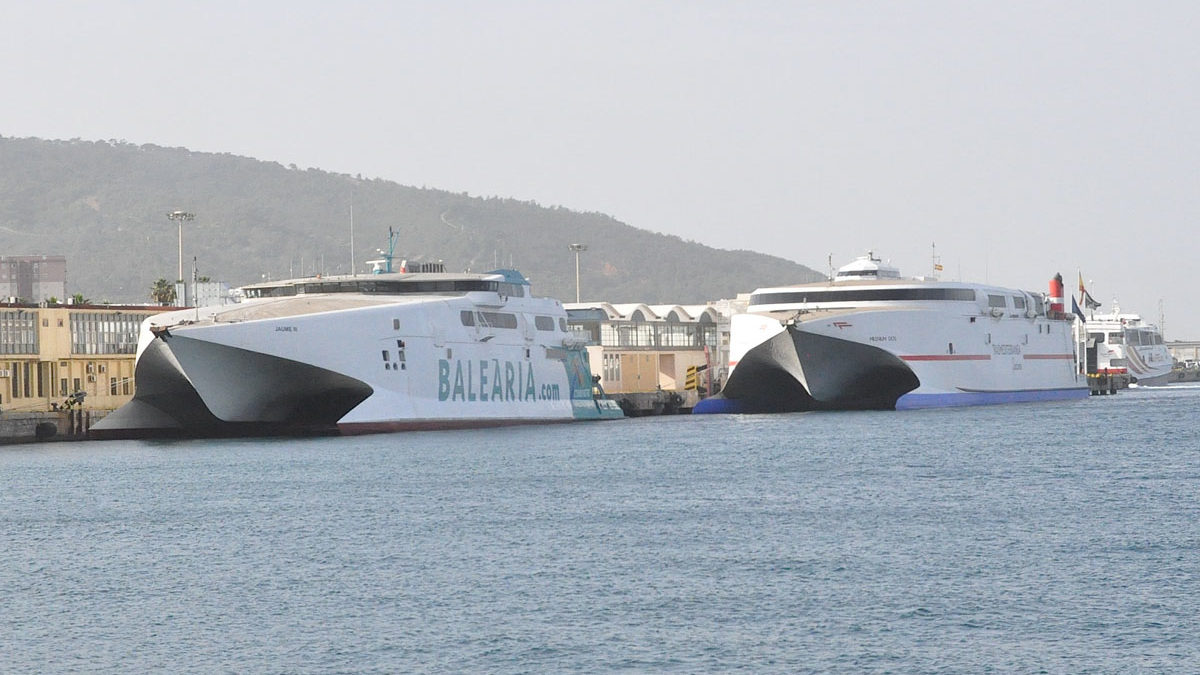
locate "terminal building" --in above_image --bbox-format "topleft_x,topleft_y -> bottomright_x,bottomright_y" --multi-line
0,303 -> 173,414
565,298 -> 745,414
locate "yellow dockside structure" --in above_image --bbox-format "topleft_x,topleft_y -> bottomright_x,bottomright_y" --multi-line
565,300 -> 744,415
0,303 -> 171,415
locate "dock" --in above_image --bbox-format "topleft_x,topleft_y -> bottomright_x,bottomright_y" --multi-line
0,410 -> 108,444
1087,371 -> 1129,395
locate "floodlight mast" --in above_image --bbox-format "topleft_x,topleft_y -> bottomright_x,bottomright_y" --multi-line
167,211 -> 195,304
568,243 -> 587,303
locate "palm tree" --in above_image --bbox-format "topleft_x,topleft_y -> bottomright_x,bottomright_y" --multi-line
150,278 -> 176,305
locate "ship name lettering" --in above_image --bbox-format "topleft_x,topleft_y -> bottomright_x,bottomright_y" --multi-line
992,344 -> 1021,355
438,358 -> 538,402
275,326 -> 298,332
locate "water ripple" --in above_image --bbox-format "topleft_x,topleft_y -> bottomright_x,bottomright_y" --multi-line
3,389 -> 1200,672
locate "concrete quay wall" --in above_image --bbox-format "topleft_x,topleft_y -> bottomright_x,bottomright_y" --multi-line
0,410 -> 110,444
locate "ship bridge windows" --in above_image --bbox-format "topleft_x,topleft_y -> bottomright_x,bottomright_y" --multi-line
243,286 -> 296,299
248,279 -> 501,298
1125,329 -> 1162,346
480,312 -> 518,329
534,316 -> 557,331
1012,296 -> 1026,310
749,287 -> 977,307
461,310 -> 519,329
1088,332 -> 1105,343
987,294 -> 1007,309
1108,332 -> 1124,344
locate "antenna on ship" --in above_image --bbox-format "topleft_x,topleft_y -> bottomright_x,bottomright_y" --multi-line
368,227 -> 403,274
382,227 -> 397,273
931,242 -> 943,279
827,253 -> 834,282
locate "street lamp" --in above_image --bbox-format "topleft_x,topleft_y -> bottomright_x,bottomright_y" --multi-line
167,211 -> 194,304
568,243 -> 587,303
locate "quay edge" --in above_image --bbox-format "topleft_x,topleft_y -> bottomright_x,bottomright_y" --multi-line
0,410 -> 109,444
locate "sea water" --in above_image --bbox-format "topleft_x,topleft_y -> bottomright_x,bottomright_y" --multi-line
3,385 -> 1199,673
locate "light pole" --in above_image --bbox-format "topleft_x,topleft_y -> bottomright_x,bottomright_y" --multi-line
167,211 -> 194,304
568,243 -> 587,303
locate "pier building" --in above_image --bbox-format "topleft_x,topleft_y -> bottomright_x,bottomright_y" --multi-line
0,302 -> 172,417
1167,340 -> 1200,364
1167,340 -> 1200,382
566,298 -> 745,415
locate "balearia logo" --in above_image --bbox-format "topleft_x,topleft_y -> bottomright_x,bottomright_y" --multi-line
438,358 -> 541,402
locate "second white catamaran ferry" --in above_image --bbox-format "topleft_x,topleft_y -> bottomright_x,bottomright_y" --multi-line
93,258 -> 623,438
695,253 -> 1088,413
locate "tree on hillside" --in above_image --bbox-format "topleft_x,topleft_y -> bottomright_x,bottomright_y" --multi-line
150,278 -> 176,305
0,136 -> 823,305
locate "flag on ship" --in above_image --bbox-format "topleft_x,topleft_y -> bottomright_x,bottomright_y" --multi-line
1071,295 -> 1087,323
1078,273 -> 1101,310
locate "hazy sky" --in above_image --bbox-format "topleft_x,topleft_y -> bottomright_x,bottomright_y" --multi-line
4,1 -> 1199,335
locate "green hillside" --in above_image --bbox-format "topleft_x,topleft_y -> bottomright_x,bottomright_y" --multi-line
0,136 -> 823,304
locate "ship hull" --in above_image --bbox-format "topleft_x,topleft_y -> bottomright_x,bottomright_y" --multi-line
697,304 -> 1088,414
714,327 -> 919,412
92,284 -> 622,439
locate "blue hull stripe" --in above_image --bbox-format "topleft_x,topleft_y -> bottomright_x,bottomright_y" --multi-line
895,387 -> 1089,410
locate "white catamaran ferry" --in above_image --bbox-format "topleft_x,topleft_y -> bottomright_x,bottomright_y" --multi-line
93,260 -> 623,438
695,253 -> 1088,413
1082,304 -> 1172,386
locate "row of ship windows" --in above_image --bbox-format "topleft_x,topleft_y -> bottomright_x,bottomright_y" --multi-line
750,288 -> 1045,314
1088,330 -> 1164,346
987,294 -> 1028,310
457,312 -> 566,331
245,280 -> 528,299
386,313 -> 568,332
752,288 -> 978,305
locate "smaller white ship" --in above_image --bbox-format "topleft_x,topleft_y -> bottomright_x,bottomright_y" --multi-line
1081,303 -> 1172,386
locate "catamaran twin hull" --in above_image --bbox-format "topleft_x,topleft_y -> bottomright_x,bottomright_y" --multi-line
92,278 -> 622,439
698,307 -> 1089,414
